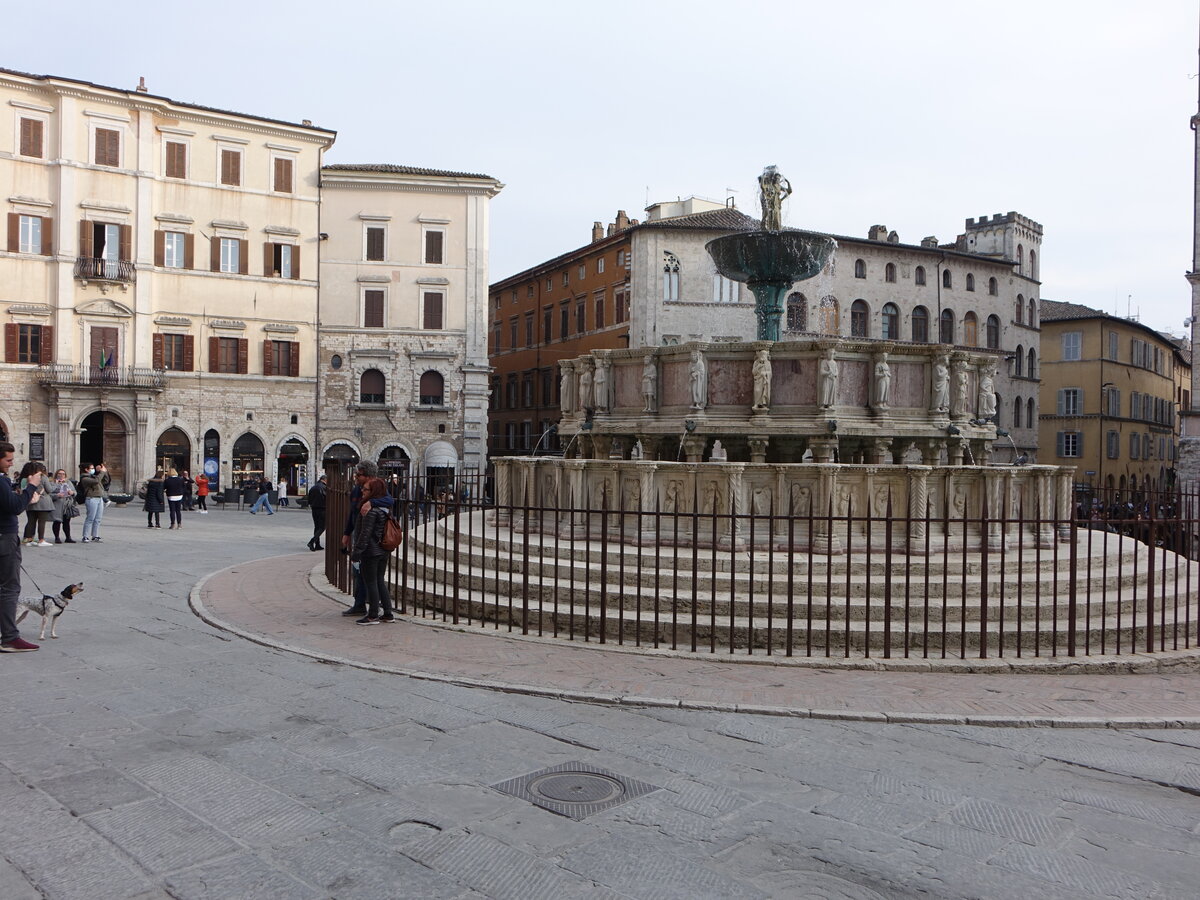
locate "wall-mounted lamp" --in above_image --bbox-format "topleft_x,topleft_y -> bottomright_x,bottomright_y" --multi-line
319,232 -> 330,241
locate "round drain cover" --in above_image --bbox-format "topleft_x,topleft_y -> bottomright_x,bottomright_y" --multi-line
529,771 -> 625,804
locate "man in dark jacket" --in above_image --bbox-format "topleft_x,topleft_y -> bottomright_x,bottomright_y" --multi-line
340,460 -> 377,616
307,474 -> 328,552
0,441 -> 43,652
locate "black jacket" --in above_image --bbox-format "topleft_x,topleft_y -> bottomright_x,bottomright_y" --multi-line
308,480 -> 327,510
143,479 -> 166,513
163,475 -> 185,498
0,474 -> 36,534
351,505 -> 389,561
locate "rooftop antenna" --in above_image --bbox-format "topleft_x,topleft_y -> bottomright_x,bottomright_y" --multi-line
725,187 -> 738,208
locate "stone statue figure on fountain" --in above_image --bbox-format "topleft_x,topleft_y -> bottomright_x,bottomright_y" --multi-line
579,360 -> 594,412
758,165 -> 792,232
641,355 -> 657,412
593,354 -> 611,411
689,350 -> 708,410
873,357 -> 892,408
953,360 -> 970,417
560,363 -> 576,415
977,362 -> 997,420
932,356 -> 950,412
752,348 -> 771,410
819,348 -> 839,408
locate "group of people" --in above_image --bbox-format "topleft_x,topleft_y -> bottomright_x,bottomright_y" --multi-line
339,461 -> 396,625
142,469 -> 209,528
14,460 -> 114,547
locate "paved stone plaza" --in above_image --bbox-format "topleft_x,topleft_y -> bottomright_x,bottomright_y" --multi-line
2,505 -> 1199,899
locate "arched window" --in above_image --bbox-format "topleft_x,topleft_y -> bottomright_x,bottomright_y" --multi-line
1017,244 -> 1024,273
1013,396 -> 1023,428
662,252 -> 680,301
942,269 -> 952,289
1030,249 -> 1038,280
939,309 -> 955,343
985,314 -> 1000,349
419,370 -> 444,406
1015,295 -> 1024,324
966,273 -> 976,292
963,311 -> 978,346
819,297 -> 839,334
915,265 -> 926,286
1026,348 -> 1036,378
1027,397 -> 1035,427
885,262 -> 896,283
850,299 -> 869,337
360,368 -> 385,404
712,274 -> 738,303
1028,299 -> 1036,326
854,258 -> 866,279
911,305 -> 929,342
989,276 -> 998,296
881,302 -> 899,339
1014,344 -> 1024,377
786,293 -> 807,331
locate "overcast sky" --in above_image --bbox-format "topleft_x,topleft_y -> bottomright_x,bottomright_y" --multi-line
5,1 -> 1198,334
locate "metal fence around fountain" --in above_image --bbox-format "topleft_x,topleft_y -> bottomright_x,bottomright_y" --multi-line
326,474 -> 1200,660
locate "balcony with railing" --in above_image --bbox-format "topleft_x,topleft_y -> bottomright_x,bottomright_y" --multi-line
74,257 -> 136,283
37,364 -> 166,390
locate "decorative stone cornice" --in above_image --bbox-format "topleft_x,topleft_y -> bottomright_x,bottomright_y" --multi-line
6,303 -> 51,317
262,323 -> 299,334
154,315 -> 192,326
80,200 -> 132,214
416,277 -> 450,285
209,319 -> 246,331
155,213 -> 194,225
418,216 -> 451,225
7,195 -> 52,209
263,224 -> 300,236
210,219 -> 248,232
356,274 -> 391,283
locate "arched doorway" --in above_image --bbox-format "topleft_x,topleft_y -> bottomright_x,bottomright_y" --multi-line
203,429 -> 221,491
156,427 -> 191,474
80,410 -> 127,489
323,442 -> 359,472
378,445 -> 410,478
277,437 -> 309,498
231,432 -> 265,490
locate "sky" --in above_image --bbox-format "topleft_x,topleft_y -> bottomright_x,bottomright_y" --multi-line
4,1 -> 1198,334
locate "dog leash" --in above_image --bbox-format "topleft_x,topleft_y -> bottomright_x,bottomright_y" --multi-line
20,563 -> 46,597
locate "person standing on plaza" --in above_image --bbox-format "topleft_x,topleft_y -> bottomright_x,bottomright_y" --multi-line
340,460 -> 378,618
277,477 -> 289,508
350,476 -> 396,625
181,470 -> 195,511
195,471 -> 209,513
143,470 -> 166,528
307,474 -> 327,552
78,462 -> 107,542
0,441 -> 43,652
249,475 -> 274,515
20,462 -> 53,546
48,469 -> 77,543
164,468 -> 186,529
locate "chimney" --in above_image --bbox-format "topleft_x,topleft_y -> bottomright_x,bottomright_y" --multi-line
868,224 -> 888,241
302,119 -> 312,127
135,76 -> 148,93
615,209 -> 630,231
592,221 -> 604,242
606,224 -> 615,237
920,236 -> 938,248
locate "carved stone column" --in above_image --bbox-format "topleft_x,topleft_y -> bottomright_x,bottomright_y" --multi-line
637,463 -> 659,544
808,436 -> 838,464
1035,467 -> 1056,547
907,465 -> 930,552
718,465 -> 746,551
810,464 -> 843,554
747,436 -> 769,464
947,438 -> 965,466
868,438 -> 892,465
1056,466 -> 1075,541
491,459 -> 512,527
921,439 -> 945,466
681,435 -> 706,463
55,405 -> 73,476
982,468 -> 1006,550
590,435 -> 613,460
639,435 -> 664,461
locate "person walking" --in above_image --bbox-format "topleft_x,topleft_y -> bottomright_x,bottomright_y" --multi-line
307,474 -> 328,552
164,468 -> 186,529
0,441 -> 42,652
143,470 -> 166,528
249,475 -> 275,515
181,470 -> 195,511
350,476 -> 396,625
340,460 -> 378,617
20,462 -> 53,546
277,477 -> 289,508
195,472 -> 210,513
48,469 -> 77,543
78,463 -> 107,543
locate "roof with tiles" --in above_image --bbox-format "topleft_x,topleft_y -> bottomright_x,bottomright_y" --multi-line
640,207 -> 759,231
322,163 -> 496,180
1039,299 -> 1106,321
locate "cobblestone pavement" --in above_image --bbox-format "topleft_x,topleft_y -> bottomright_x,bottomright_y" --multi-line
2,505 -> 1199,899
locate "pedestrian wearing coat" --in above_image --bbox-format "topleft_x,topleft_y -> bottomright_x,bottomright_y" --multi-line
143,471 -> 166,528
307,474 -> 327,551
350,477 -> 396,625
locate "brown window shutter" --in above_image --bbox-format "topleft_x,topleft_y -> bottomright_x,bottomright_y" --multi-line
39,325 -> 53,364
289,342 -> 299,377
210,237 -> 220,272
6,213 -> 18,253
40,217 -> 52,256
79,220 -> 93,258
208,336 -> 219,373
119,224 -> 132,262
425,230 -> 444,264
96,128 -> 119,166
291,245 -> 300,280
183,335 -> 194,372
263,242 -> 274,277
20,118 -> 43,158
263,339 -> 274,376
237,339 -> 248,374
184,233 -> 195,269
152,334 -> 164,369
364,290 -> 384,327
4,323 -> 17,362
154,230 -> 165,267
274,157 -> 293,192
424,292 -> 444,330
165,141 -> 185,178
238,239 -> 248,275
366,227 -> 384,260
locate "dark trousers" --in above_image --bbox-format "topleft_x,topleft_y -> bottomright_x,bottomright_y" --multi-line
350,561 -> 367,612
0,533 -> 23,643
168,499 -> 183,526
147,511 -> 161,527
51,520 -> 73,541
309,507 -> 326,548
359,554 -> 392,618
22,510 -> 49,542
197,495 -> 208,511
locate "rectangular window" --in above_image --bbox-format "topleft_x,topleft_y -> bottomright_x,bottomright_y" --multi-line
1108,331 -> 1118,360
615,289 -> 627,324
1106,387 -> 1120,417
219,238 -> 240,273
541,368 -> 553,406
422,291 -> 444,330
268,340 -> 294,376
597,257 -> 605,274
560,304 -> 570,338
1130,433 -> 1140,460
595,293 -> 605,328
492,322 -> 501,353
161,334 -> 187,371
1061,331 -> 1082,361
17,324 -> 42,363
273,157 -> 293,193
364,290 -> 385,328
94,127 -> 120,167
18,215 -> 42,254
423,229 -> 444,265
545,277 -> 553,292
524,313 -> 534,348
522,373 -> 534,408
214,337 -> 243,374
163,231 -> 186,268
1058,388 -> 1081,416
617,250 -> 625,267
266,242 -> 296,278
562,271 -> 569,287
509,317 -> 518,349
576,301 -> 586,333
365,226 -> 385,261
506,376 -> 518,409
165,141 -> 187,178
220,148 -> 241,186
19,117 -> 44,158
543,307 -> 553,343
578,264 -> 586,280
1107,430 -> 1119,459
1057,431 -> 1081,458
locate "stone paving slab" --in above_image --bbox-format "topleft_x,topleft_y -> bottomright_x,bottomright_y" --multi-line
192,553 -> 1200,727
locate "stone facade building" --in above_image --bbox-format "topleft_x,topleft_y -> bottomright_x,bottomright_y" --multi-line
0,68 -> 498,494
491,197 -> 1043,464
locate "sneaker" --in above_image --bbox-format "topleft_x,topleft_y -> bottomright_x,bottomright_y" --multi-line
54,538 -> 62,544
35,540 -> 51,547
342,607 -> 367,617
65,538 -> 76,543
0,638 -> 40,652
81,538 -> 91,543
249,511 -> 256,515
92,537 -> 102,542
356,616 -> 380,626
378,615 -> 396,623
267,512 -> 274,516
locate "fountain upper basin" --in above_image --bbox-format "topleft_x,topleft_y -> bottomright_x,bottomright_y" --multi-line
706,229 -> 836,285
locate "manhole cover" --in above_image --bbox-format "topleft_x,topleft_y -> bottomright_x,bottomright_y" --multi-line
492,761 -> 660,820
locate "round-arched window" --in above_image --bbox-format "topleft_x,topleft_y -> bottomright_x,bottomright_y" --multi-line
360,369 -> 385,404
420,371 -> 445,406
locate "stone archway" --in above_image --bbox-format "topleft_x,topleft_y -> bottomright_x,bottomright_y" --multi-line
277,437 -> 309,497
156,427 -> 191,475
232,432 -> 265,490
80,410 -> 129,489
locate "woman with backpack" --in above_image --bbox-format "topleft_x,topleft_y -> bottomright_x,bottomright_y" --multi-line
349,477 -> 396,625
